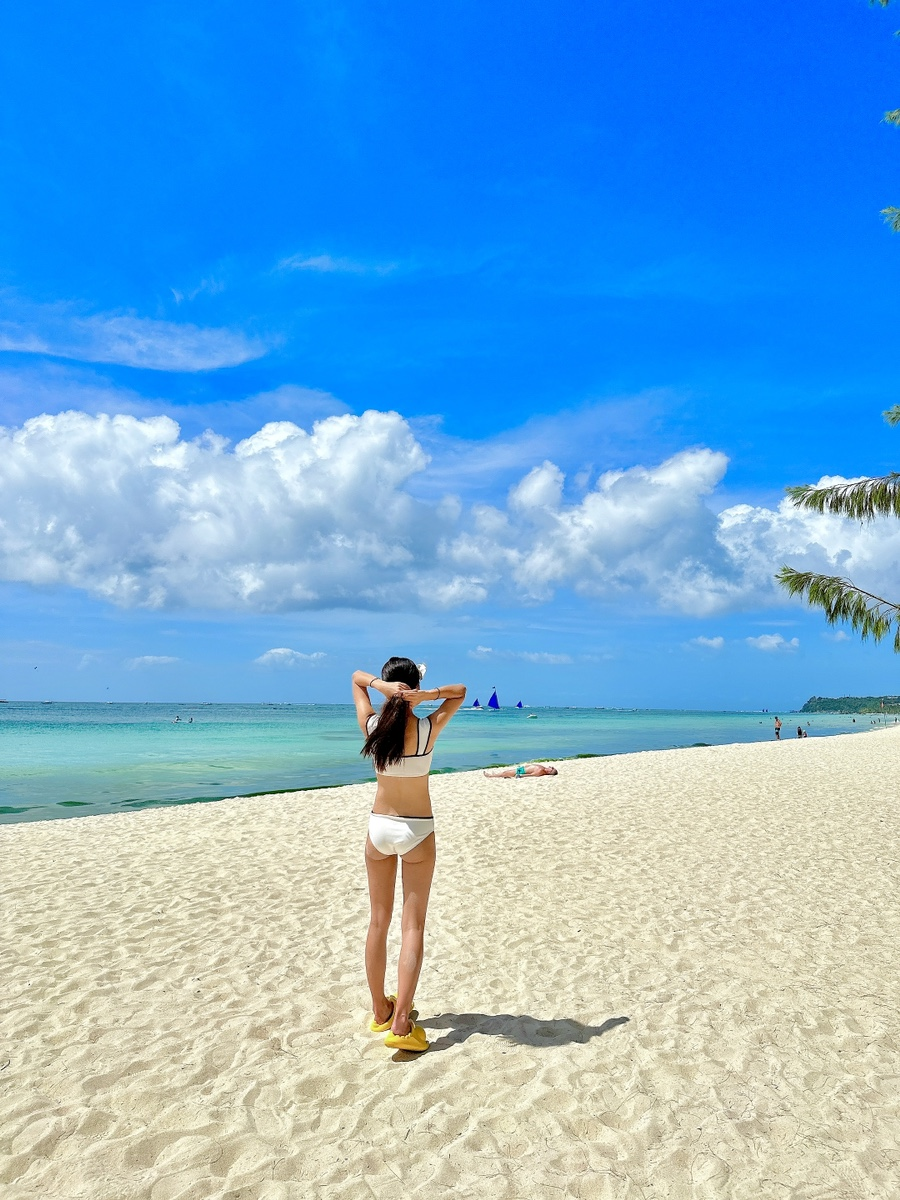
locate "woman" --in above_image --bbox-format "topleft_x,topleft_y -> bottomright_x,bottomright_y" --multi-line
352,658 -> 466,1052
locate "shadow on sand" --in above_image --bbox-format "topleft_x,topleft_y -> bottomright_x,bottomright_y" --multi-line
391,1012 -> 629,1061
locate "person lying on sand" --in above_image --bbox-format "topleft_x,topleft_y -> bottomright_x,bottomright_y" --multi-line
483,763 -> 559,778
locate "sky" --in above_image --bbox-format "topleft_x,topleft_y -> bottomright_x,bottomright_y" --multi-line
2,0 -> 900,709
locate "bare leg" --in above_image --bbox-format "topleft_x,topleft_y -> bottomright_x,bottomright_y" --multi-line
392,834 -> 436,1036
483,767 -> 517,778
365,836 -> 397,1026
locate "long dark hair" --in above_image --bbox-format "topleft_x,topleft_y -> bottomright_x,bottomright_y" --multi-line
361,656 -> 421,772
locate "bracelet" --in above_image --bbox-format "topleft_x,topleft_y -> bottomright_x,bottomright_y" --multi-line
369,676 -> 378,687
435,686 -> 441,698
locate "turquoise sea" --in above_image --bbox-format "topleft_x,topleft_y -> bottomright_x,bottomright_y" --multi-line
0,701 -> 884,825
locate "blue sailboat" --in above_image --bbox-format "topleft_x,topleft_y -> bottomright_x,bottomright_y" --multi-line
487,688 -> 500,710
516,700 -> 523,709
472,698 -> 482,709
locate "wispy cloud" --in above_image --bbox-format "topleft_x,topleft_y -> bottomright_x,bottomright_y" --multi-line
690,636 -> 724,650
468,645 -> 572,664
0,300 -> 269,372
277,253 -> 396,276
823,629 -> 851,642
745,634 -> 799,653
254,648 -> 326,667
171,276 -> 227,304
126,655 -> 180,668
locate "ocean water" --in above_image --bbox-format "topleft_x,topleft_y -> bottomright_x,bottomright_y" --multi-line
0,701 -> 884,825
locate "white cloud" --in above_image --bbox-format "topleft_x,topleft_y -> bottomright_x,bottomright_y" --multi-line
691,636 -> 724,650
468,645 -> 573,664
3,406 -> 900,620
0,303 -> 268,371
171,276 -> 227,305
277,253 -> 396,276
823,629 -> 851,642
745,634 -> 799,653
255,648 -> 326,667
446,447 -> 734,612
126,655 -> 180,668
0,408 -> 436,610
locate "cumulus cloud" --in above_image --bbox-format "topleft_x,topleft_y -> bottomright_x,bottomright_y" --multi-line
745,634 -> 799,653
254,648 -> 326,667
691,636 -> 724,650
446,447 -> 734,612
0,305 -> 268,371
468,645 -> 573,664
126,655 -> 180,668
3,406 -> 900,618
0,408 -> 441,610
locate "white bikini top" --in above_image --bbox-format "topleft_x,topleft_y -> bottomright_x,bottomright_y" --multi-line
366,713 -> 434,778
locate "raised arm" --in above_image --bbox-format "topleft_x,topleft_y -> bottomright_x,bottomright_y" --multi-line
351,669 -> 411,734
401,682 -> 467,736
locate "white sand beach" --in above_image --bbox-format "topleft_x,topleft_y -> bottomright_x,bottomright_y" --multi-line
3,728 -> 900,1199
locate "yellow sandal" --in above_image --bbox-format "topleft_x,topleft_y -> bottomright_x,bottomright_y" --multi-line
384,1022 -> 429,1053
369,995 -> 416,1033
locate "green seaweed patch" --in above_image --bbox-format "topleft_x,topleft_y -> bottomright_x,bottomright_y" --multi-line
57,800 -> 91,807
478,752 -> 608,769
0,805 -> 31,814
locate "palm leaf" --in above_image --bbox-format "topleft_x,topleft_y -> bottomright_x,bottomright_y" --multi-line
785,473 -> 900,520
882,205 -> 900,231
776,567 -> 900,651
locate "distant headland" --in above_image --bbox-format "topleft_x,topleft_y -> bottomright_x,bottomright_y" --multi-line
800,695 -> 900,714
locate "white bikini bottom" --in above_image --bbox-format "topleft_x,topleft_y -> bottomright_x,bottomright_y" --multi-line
368,813 -> 435,857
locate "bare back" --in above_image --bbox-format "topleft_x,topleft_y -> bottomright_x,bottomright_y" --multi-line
369,709 -> 436,817
352,672 -> 466,818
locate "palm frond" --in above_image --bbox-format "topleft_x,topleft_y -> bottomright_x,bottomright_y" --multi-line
882,205 -> 900,231
785,473 -> 900,520
776,567 -> 900,651
884,404 -> 900,426
885,108 -> 900,125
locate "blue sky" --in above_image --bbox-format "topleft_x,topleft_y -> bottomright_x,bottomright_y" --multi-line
2,0 -> 900,708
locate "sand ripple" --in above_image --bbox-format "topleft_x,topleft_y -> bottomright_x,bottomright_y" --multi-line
3,730 -> 900,1196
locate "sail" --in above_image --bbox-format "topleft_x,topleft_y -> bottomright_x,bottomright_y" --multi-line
516,701 -> 523,708
472,698 -> 481,708
488,689 -> 500,710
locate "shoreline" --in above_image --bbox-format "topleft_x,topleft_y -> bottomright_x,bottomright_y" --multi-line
3,720 -> 888,828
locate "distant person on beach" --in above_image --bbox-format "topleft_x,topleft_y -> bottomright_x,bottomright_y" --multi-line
483,763 -> 559,778
352,658 -> 466,1054
774,717 -> 782,740
797,726 -> 803,738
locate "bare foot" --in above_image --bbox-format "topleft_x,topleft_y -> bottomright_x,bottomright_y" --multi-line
390,1012 -> 413,1037
372,996 -> 394,1026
